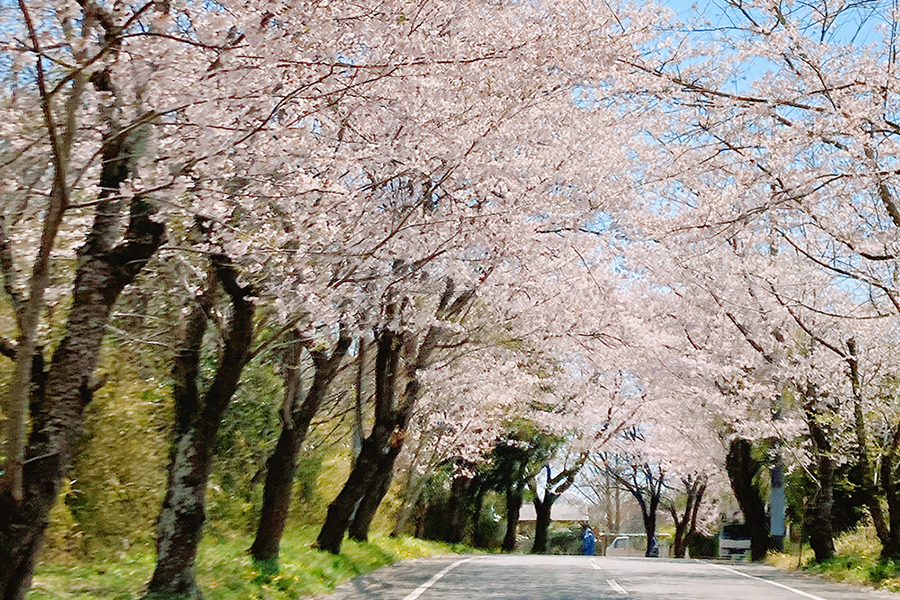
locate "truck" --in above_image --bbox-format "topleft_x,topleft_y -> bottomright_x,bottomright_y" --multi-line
718,521 -> 751,560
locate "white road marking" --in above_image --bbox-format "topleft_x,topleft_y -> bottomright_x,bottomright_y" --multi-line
708,563 -> 829,600
401,557 -> 474,600
590,558 -> 626,594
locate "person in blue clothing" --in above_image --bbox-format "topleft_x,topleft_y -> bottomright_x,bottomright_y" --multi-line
581,524 -> 595,556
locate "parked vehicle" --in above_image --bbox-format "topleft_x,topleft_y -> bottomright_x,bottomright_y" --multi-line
605,533 -> 670,557
718,522 -> 751,559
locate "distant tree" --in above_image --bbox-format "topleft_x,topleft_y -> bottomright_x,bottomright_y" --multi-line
664,473 -> 708,559
598,430 -> 666,558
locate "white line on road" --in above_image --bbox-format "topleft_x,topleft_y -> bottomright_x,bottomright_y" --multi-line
708,563 -> 829,600
590,558 -> 626,594
401,557 -> 474,600
606,579 -> 628,595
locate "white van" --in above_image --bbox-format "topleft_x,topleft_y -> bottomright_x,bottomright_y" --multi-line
606,535 -> 638,556
718,523 -> 751,559
605,534 -> 669,557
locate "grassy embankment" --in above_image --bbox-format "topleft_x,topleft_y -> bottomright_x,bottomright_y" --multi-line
27,527 -> 468,600
767,527 -> 900,592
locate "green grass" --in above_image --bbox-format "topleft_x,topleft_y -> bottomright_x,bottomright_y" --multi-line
767,527 -> 900,592
28,527 -> 469,600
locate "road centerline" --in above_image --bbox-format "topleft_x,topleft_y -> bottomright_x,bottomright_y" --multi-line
400,557 -> 474,600
606,578 -> 628,595
708,563 -> 829,600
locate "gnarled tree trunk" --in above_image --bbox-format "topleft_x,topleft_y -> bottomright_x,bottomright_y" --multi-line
0,198 -> 164,600
317,280 -> 475,554
803,387 -> 835,563
530,492 -> 558,554
847,339 -> 894,557
316,327 -> 403,553
0,13 -> 165,591
667,474 -> 707,559
349,442 -> 405,542
725,438 -> 769,561
804,452 -> 835,562
144,256 -> 254,600
250,331 -> 350,563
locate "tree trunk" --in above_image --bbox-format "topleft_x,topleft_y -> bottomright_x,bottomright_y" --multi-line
725,438 -> 770,561
352,339 -> 366,461
348,443 -> 403,542
0,197 -> 164,600
642,510 -> 658,557
0,6 -> 88,503
847,339 -> 892,553
804,402 -> 835,563
390,457 -> 436,538
249,428 -> 301,564
144,257 -> 254,600
669,475 -> 706,559
503,482 -> 524,552
445,471 -> 472,544
413,501 -> 428,538
879,426 -> 900,559
671,514 -> 687,558
317,282 -> 474,554
317,326 -> 403,553
250,332 -> 350,563
530,493 -> 557,554
471,481 -> 489,548
632,472 -> 662,558
805,455 -> 835,562
316,428 -> 395,552
531,455 -> 588,555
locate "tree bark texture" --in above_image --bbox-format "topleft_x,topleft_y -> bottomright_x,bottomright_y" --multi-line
0,197 -> 164,600
316,328 -> 403,553
445,471 -> 472,544
315,423 -> 406,552
503,482 -> 524,552
804,395 -> 836,563
250,331 -> 350,562
348,442 -> 403,542
846,339 -> 894,556
725,438 -> 770,561
629,467 -> 662,558
642,509 -> 658,557
0,0 -> 85,503
144,257 -> 254,600
804,453 -> 835,562
317,280 -> 474,554
0,26 -> 164,592
529,493 -> 557,554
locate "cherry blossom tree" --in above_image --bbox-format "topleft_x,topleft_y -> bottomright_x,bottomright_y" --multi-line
618,0 -> 900,560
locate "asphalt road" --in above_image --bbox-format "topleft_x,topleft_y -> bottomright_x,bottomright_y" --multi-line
314,555 -> 900,600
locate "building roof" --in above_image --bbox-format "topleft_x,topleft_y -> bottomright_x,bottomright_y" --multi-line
518,503 -> 590,523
